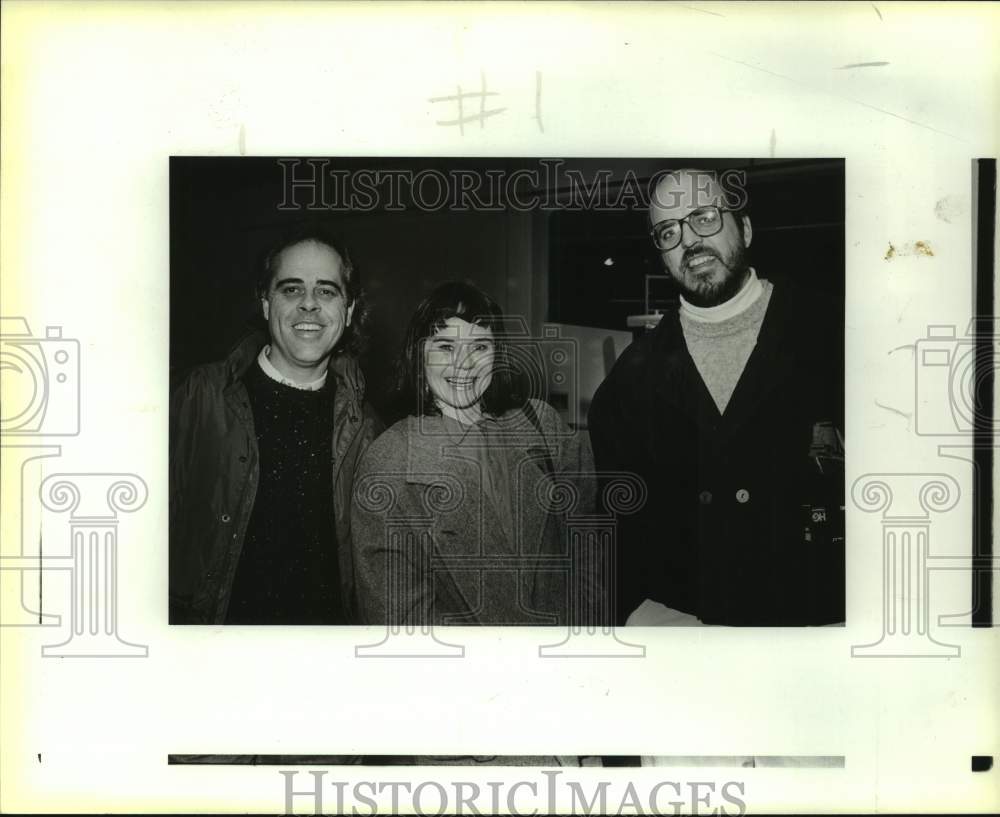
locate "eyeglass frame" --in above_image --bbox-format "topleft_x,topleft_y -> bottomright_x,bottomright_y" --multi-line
648,205 -> 736,252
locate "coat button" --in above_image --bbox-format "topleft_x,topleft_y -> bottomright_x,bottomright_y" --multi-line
239,455 -> 247,463
698,490 -> 713,505
221,513 -> 232,523
736,489 -> 750,504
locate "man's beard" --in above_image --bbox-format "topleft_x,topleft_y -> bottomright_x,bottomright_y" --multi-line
675,243 -> 750,308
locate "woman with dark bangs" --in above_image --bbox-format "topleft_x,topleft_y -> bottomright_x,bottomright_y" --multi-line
350,281 -> 602,627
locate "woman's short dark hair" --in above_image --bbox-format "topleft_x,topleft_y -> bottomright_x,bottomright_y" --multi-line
395,281 -> 529,418
255,221 -> 368,356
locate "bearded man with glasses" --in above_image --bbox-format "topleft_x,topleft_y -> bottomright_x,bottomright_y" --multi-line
588,168 -> 845,627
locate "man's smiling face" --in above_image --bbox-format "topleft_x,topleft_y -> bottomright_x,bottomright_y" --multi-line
261,239 -> 355,383
649,170 -> 753,308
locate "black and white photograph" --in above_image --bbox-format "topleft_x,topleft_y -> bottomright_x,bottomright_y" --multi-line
169,158 -> 846,628
3,2 -> 997,814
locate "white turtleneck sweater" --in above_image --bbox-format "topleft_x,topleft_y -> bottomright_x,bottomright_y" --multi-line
257,345 -> 328,391
678,268 -> 773,414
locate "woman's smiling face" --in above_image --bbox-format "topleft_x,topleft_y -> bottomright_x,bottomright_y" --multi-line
423,317 -> 495,422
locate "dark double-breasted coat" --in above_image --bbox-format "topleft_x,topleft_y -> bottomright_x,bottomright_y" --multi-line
588,281 -> 845,626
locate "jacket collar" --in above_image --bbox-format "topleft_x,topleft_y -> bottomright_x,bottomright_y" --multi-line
403,412 -> 535,486
404,415 -> 481,486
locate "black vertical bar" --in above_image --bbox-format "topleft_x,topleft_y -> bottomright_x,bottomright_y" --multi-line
547,211 -> 561,323
973,158 -> 995,627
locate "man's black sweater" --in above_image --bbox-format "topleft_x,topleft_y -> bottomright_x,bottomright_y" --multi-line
226,362 -> 343,624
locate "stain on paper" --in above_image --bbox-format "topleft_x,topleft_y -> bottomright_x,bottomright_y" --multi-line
934,195 -> 964,223
885,241 -> 934,260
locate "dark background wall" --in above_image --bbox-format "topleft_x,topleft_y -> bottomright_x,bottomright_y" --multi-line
546,158 -> 845,327
170,157 -> 844,419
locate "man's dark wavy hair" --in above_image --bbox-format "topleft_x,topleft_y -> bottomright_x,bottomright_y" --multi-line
395,281 -> 529,418
255,221 -> 369,356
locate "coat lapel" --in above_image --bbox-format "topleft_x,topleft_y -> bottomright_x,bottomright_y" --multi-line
718,284 -> 796,437
646,284 -> 798,448
649,311 -> 723,427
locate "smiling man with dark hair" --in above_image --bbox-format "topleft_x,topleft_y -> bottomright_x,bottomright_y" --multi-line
169,227 -> 381,624
589,169 -> 845,627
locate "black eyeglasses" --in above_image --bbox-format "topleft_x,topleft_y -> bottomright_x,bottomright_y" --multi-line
649,206 -> 731,251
